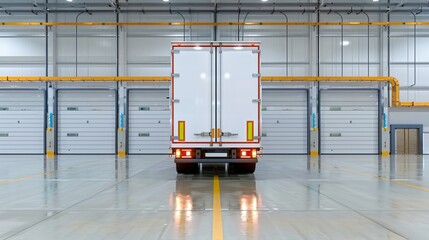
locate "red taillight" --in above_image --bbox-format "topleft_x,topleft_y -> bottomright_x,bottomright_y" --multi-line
174,149 -> 194,159
239,149 -> 258,159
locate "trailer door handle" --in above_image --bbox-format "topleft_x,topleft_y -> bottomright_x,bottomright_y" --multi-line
222,132 -> 238,137
194,132 -> 211,137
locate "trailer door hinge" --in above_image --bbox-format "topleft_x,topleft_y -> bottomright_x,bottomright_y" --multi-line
172,50 -> 180,54
222,132 -> 238,137
194,132 -> 211,137
252,73 -> 261,77
252,99 -> 261,103
171,99 -> 180,103
171,73 -> 180,78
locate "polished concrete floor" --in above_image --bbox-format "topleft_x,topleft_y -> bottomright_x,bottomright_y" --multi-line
0,154 -> 429,239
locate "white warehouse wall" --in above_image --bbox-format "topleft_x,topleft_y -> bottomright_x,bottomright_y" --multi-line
1,12 -> 429,102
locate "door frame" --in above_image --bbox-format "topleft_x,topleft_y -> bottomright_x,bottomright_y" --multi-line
390,124 -> 423,154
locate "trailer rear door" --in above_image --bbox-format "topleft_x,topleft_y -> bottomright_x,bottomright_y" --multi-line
218,46 -> 260,144
172,46 -> 213,144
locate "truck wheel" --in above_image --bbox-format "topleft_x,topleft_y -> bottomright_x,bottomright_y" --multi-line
228,163 -> 238,174
176,163 -> 199,174
243,163 -> 256,174
228,163 -> 255,174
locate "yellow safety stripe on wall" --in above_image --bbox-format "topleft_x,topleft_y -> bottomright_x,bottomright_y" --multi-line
247,121 -> 254,142
178,121 -> 185,141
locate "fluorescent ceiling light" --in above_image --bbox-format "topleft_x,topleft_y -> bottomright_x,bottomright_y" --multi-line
163,0 -> 169,2
341,40 -> 350,46
373,0 -> 379,2
234,46 -> 243,50
262,0 -> 268,2
194,46 -> 202,50
66,0 -> 73,2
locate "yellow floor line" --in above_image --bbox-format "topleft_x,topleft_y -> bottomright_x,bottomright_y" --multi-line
0,173 -> 44,185
326,163 -> 429,192
0,160 -> 105,185
212,175 -> 224,240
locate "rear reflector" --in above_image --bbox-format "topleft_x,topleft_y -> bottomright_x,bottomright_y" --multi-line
178,121 -> 185,141
247,121 -> 254,141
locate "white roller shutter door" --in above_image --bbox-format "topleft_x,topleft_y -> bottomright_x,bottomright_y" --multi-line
262,89 -> 308,154
128,89 -> 170,154
57,90 -> 116,154
0,90 -> 45,154
320,90 -> 379,154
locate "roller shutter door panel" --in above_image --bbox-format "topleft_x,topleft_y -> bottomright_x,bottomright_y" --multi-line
57,90 -> 116,154
0,90 -> 45,154
128,89 -> 170,154
262,89 -> 308,154
320,90 -> 379,154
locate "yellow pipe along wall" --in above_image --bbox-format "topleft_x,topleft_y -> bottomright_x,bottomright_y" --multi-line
0,75 -> 427,107
2,21 -> 429,27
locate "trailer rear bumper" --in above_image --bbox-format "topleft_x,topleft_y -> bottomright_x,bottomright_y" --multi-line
175,158 -> 258,164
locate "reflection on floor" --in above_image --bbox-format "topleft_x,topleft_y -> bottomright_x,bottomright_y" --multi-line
0,155 -> 428,239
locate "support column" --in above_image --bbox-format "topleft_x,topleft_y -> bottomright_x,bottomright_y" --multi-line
46,82 -> 56,157
381,82 -> 390,156
117,82 -> 127,157
310,83 -> 319,156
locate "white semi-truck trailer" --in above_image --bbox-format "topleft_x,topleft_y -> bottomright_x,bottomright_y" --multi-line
170,42 -> 261,174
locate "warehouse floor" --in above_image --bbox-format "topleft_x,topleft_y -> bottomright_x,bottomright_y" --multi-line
0,155 -> 428,240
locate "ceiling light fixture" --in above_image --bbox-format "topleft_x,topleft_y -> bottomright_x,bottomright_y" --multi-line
163,0 -> 169,2
67,0 -> 73,2
262,0 -> 269,2
341,40 -> 350,46
373,0 -> 379,2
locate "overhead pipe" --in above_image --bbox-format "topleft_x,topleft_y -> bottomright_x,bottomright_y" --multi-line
328,11 -> 344,76
240,12 -> 250,41
75,10 -> 92,77
356,10 -> 370,76
3,21 -> 429,26
411,11 -> 419,87
263,76 -> 401,106
0,75 -> 410,106
175,12 -> 186,41
237,7 -> 240,41
278,11 -> 289,76
3,75 -> 428,107
45,0 -> 48,77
